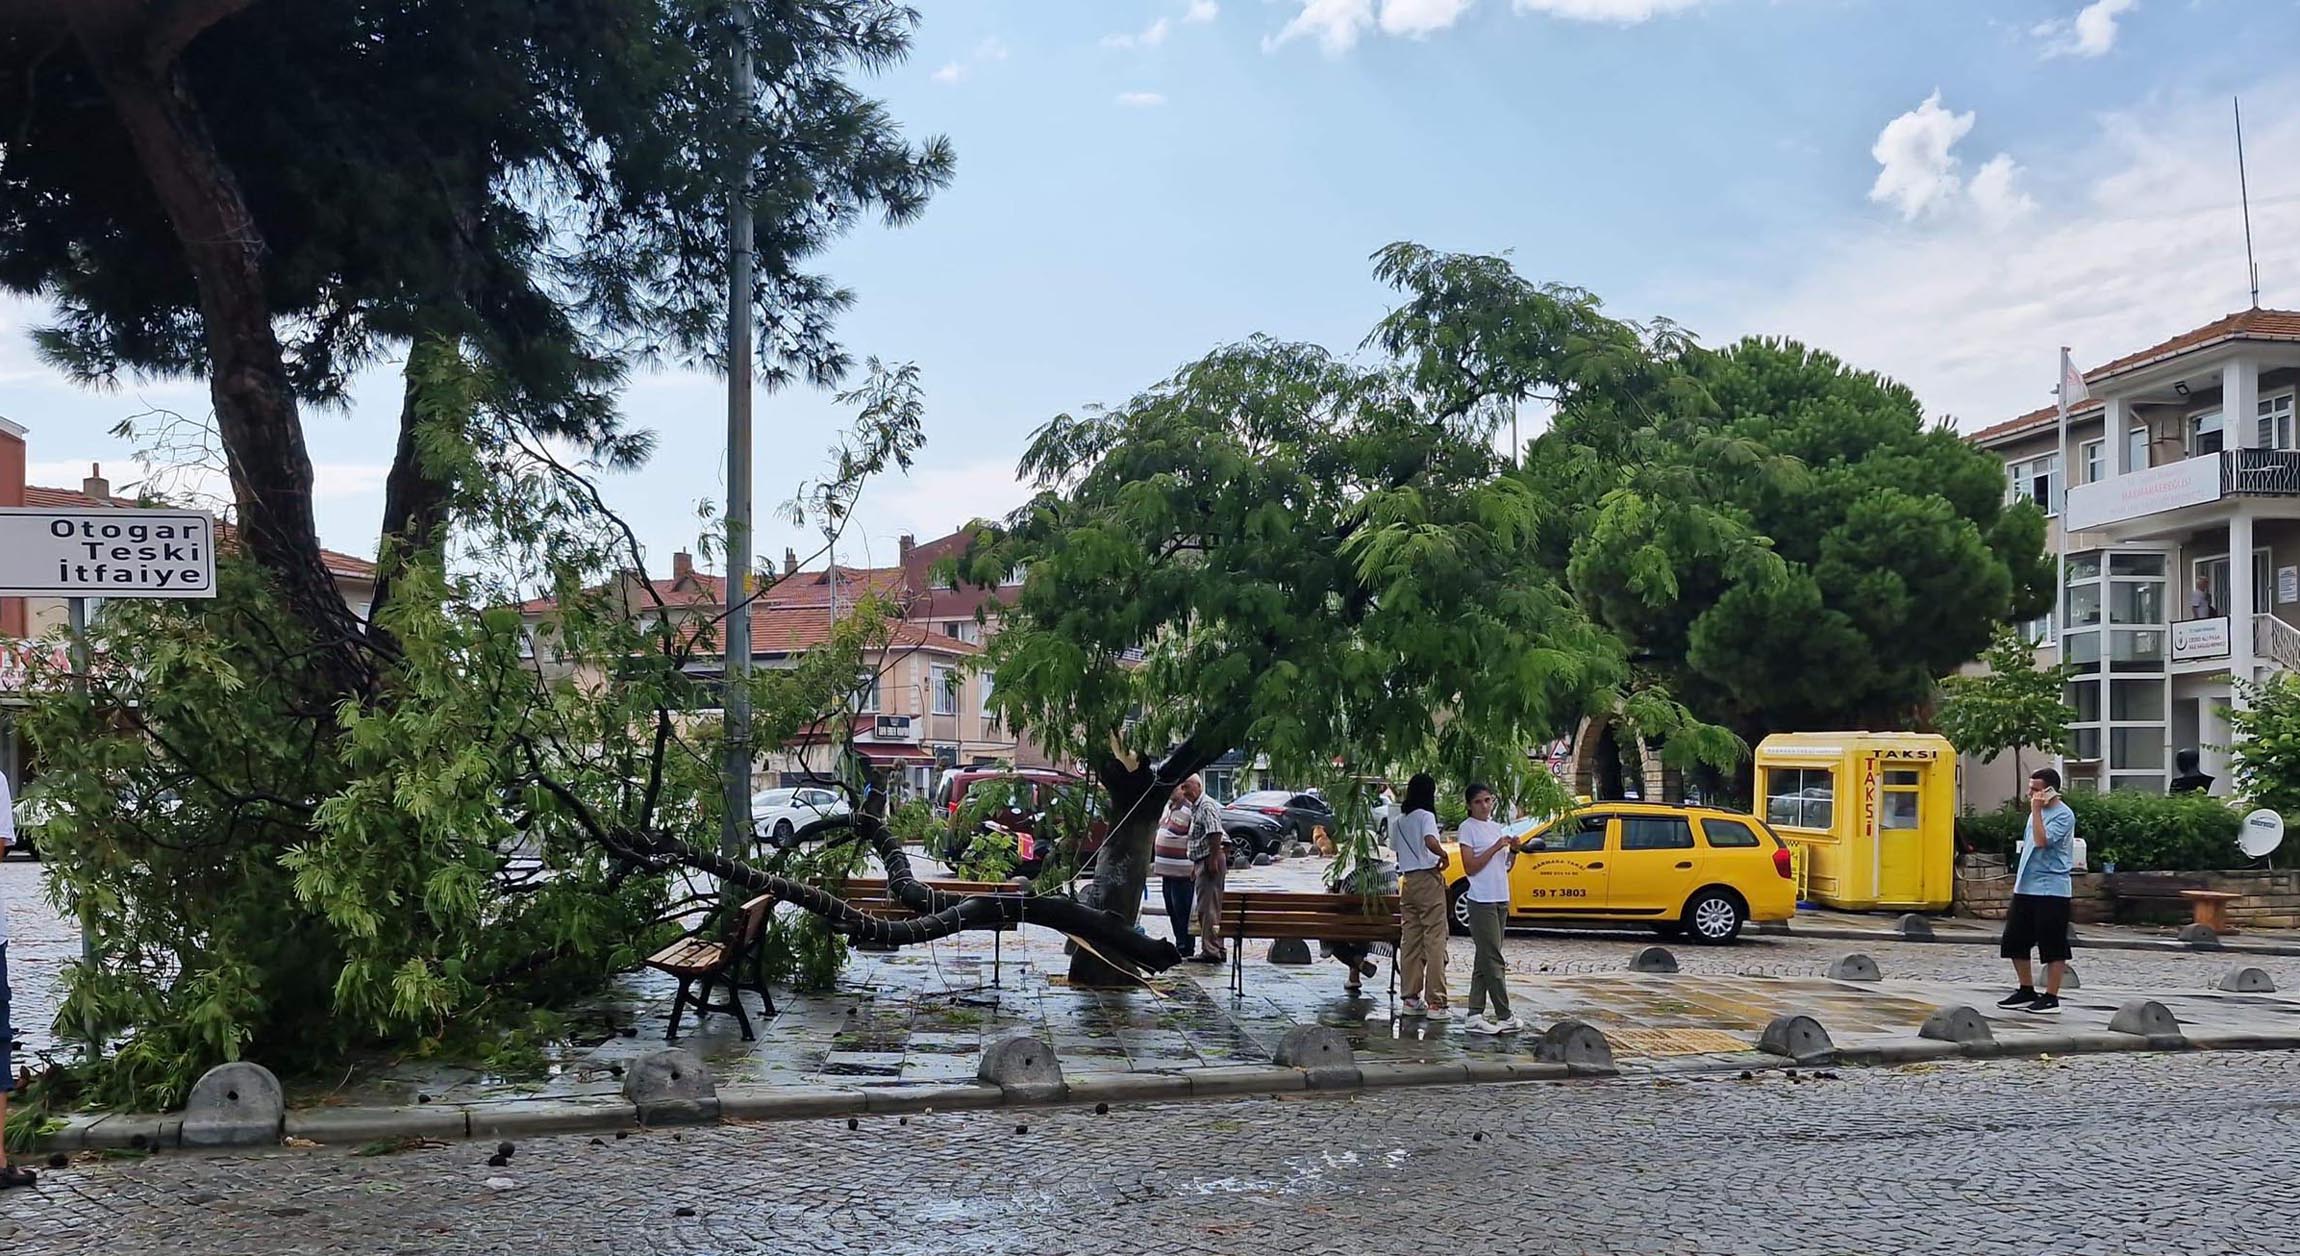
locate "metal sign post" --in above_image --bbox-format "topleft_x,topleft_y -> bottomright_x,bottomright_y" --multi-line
0,505 -> 219,1060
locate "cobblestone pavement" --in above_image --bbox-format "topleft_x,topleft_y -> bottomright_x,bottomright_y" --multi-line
8,1050 -> 2300,1255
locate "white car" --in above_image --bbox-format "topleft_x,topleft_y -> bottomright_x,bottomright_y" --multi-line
752,786 -> 850,848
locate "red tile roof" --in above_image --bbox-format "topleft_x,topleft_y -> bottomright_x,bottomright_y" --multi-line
1968,308 -> 2300,448
748,605 -> 976,657
24,485 -> 376,580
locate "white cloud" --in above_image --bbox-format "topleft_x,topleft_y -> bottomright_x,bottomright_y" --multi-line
1116,91 -> 1169,108
1381,0 -> 1474,38
1184,0 -> 1220,23
1746,86 -> 2300,430
1968,153 -> 2037,226
931,61 -> 965,85
1269,0 -> 1375,54
2036,0 -> 2137,59
1869,90 -> 1976,220
1509,0 -> 1704,21
1103,16 -> 1172,49
975,37 -> 1010,61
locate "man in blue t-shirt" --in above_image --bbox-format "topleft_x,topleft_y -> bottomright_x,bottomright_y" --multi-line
1998,767 -> 2077,1016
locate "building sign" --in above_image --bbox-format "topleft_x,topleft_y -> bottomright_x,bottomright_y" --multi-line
0,640 -> 71,695
2064,455 -> 2223,533
0,508 -> 216,597
2280,566 -> 2299,606
868,715 -> 914,741
2171,616 -> 2230,662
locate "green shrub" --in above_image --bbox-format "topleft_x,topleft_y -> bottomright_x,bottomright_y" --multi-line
1962,792 -> 2243,872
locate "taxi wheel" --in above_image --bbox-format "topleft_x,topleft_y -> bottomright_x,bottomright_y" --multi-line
1684,889 -> 1745,945
1447,880 -> 1472,937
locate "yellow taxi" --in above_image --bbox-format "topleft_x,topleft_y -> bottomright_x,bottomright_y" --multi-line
1442,802 -> 1797,944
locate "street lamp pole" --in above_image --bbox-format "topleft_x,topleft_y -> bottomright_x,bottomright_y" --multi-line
718,11 -> 756,877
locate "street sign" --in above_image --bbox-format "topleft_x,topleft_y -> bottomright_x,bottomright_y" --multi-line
0,506 -> 216,597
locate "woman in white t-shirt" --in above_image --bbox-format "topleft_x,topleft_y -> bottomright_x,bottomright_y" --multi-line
1387,773 -> 1449,1016
1456,783 -> 1523,1035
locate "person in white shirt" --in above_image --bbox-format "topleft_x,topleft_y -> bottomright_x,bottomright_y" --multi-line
1455,783 -> 1523,1034
1388,772 -> 1450,1016
0,767 -> 28,1189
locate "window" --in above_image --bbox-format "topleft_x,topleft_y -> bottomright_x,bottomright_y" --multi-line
2022,611 -> 2054,644
1763,768 -> 1835,830
2006,454 -> 2060,516
1620,815 -> 1695,850
1881,768 -> 1921,831
519,630 -> 537,660
1002,564 -> 1029,587
2127,425 -> 2149,473
2261,391 -> 2296,450
852,673 -> 880,714
981,671 -> 999,731
931,667 -> 959,715
1552,815 -> 1610,853
2189,408 -> 2224,456
2082,439 -> 2104,485
1700,818 -> 1763,849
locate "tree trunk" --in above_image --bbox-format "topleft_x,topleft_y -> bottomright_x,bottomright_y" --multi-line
369,337 -> 463,633
68,9 -> 369,698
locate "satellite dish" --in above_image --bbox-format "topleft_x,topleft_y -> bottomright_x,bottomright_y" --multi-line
2238,809 -> 2285,859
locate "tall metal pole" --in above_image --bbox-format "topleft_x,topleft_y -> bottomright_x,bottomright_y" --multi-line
719,11 -> 756,876
2236,96 -> 2261,308
68,595 -> 99,1056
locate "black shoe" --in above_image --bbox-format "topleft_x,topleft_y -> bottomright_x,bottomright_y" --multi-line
1996,987 -> 2039,1009
2024,995 -> 2062,1015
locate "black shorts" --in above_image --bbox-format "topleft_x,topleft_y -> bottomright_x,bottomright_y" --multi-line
2000,894 -> 2073,963
1,943 -> 12,1095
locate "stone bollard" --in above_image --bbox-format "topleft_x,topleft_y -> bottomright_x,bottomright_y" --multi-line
1267,938 -> 1313,966
2107,1000 -> 2184,1043
2177,923 -> 2222,948
2215,966 -> 2277,993
623,1047 -> 719,1125
1824,953 -> 1880,982
1894,914 -> 1935,941
978,1034 -> 1065,1102
1536,1019 -> 1616,1072
182,1062 -> 285,1148
1758,1014 -> 1835,1065
2060,964 -> 2081,991
1917,1006 -> 1993,1046
1628,946 -> 1678,974
1275,1025 -> 1357,1088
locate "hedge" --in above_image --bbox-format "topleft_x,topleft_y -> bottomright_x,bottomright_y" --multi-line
1956,792 -> 2247,873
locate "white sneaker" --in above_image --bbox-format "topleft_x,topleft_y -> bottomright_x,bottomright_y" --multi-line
1493,1016 -> 1527,1034
1464,1014 -> 1503,1035
1400,997 -> 1428,1017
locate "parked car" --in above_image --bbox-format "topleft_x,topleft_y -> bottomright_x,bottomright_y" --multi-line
1441,802 -> 1796,944
751,785 -> 851,848
1213,807 -> 1288,867
1221,790 -> 1334,854
929,768 -> 1109,877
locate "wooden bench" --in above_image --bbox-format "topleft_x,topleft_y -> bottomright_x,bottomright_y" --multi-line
832,877 -> 1028,986
2180,889 -> 2243,935
1218,890 -> 1402,997
2102,873 -> 2211,927
645,893 -> 778,1042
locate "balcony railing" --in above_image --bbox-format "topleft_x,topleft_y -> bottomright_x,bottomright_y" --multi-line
2064,449 -> 2300,532
2258,613 -> 2300,674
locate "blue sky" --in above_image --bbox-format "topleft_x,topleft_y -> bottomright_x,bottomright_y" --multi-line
4,0 -> 2299,580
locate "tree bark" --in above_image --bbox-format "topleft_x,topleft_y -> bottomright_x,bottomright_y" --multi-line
68,6 -> 369,697
369,337 -> 462,633
1063,743 -> 1219,986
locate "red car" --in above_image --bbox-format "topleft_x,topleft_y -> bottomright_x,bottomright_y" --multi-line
928,768 -> 1109,876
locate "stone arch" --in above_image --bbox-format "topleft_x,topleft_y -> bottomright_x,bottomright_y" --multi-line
1565,713 -> 1684,803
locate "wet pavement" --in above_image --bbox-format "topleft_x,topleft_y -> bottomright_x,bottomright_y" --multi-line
10,1049 -> 2300,1254
10,850 -> 2300,1110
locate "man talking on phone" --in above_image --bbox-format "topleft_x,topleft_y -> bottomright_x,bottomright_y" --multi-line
1998,767 -> 2077,1015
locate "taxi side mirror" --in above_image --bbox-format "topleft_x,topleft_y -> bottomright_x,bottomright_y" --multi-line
1518,838 -> 1547,853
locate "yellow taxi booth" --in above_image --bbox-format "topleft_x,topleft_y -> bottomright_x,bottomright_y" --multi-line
1755,732 -> 1956,912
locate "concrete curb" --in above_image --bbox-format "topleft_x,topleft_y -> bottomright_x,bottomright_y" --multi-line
1779,924 -> 2300,958
32,1028 -> 2300,1154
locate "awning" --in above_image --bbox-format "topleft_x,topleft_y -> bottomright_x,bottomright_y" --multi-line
860,746 -> 939,766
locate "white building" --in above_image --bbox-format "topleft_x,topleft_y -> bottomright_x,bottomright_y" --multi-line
1970,307 -> 2300,797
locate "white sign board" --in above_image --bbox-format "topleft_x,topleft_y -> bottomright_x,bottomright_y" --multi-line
2171,616 -> 2230,662
2280,566 -> 2299,605
2063,454 -> 2223,532
868,715 -> 915,742
0,507 -> 216,598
